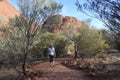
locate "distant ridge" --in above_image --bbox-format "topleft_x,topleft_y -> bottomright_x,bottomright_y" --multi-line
43,14 -> 81,33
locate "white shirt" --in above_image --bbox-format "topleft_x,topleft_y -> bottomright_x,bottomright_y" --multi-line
48,47 -> 55,56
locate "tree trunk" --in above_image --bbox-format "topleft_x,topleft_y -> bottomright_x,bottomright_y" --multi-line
21,30 -> 30,77
74,50 -> 77,58
74,43 -> 78,58
22,53 -> 27,77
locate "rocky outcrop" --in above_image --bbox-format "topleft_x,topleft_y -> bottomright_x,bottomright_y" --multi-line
0,0 -> 81,33
0,0 -> 20,37
0,0 -> 19,22
43,14 -> 81,33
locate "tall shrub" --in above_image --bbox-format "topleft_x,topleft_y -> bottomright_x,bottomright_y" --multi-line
77,24 -> 109,58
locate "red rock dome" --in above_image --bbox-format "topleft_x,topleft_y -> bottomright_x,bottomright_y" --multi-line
0,0 -> 19,21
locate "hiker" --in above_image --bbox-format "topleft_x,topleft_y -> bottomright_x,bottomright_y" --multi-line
48,44 -> 55,67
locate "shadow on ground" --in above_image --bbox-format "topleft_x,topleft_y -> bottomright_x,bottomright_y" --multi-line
0,74 -> 19,80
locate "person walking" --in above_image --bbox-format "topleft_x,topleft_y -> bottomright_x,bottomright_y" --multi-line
48,44 -> 55,67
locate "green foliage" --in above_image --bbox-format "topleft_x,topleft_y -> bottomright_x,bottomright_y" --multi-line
0,23 -> 26,66
62,23 -> 81,58
0,16 -> 7,33
31,32 -> 55,59
0,17 -> 24,67
101,29 -> 116,49
64,23 -> 80,42
67,44 -> 74,52
43,14 -> 62,32
0,16 -> 5,27
31,32 -> 71,58
115,35 -> 120,51
61,20 -> 109,58
0,0 -> 62,76
17,0 -> 62,24
77,24 -> 109,58
76,0 -> 120,51
54,33 -> 71,57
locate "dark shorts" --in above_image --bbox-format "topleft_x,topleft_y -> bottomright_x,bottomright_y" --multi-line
49,55 -> 54,63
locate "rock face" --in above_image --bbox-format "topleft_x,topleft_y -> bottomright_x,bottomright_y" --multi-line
0,0 -> 19,21
0,0 -> 81,33
0,0 -> 20,37
43,14 -> 81,33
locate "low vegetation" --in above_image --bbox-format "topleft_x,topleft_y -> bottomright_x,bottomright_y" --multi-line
0,0 -> 120,80
62,52 -> 120,80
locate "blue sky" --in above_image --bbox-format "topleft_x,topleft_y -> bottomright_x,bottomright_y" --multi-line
9,0 -> 104,29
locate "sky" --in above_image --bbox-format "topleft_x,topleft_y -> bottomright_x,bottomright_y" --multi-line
9,0 -> 104,29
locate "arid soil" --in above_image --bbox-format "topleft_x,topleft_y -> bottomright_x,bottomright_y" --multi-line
31,58 -> 88,80
26,54 -> 120,80
0,56 -> 120,80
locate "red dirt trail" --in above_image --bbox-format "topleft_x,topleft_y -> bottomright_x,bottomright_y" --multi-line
32,58 -> 88,80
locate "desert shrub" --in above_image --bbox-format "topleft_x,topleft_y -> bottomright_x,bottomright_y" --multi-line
0,49 -> 23,70
101,29 -> 116,49
67,44 -> 74,52
54,34 -> 71,57
77,24 -> 109,58
31,32 -> 56,59
31,32 -> 71,58
114,35 -> 120,51
30,46 -> 43,59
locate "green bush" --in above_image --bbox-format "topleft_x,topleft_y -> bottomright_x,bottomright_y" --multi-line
31,32 -> 71,58
77,25 -> 109,58
54,34 -> 71,57
67,44 -> 74,52
31,32 -> 55,59
101,29 -> 116,49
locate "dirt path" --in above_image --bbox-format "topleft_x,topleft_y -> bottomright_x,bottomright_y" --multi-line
32,58 -> 88,80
